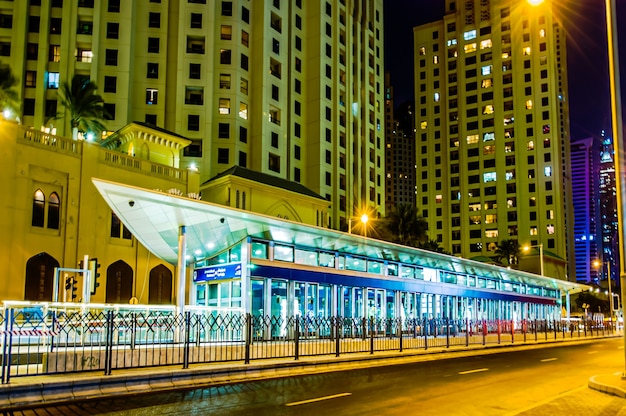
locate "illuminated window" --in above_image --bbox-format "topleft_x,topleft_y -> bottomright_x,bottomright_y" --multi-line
47,72 -> 60,89
32,189 -> 45,227
435,194 -> 443,203
539,29 -> 546,38
502,50 -> 510,59
447,38 -> 457,46
527,140 -> 535,150
530,227 -> 538,236
485,229 -> 499,238
480,39 -> 492,49
506,170 -> 515,180
481,65 -> 492,76
464,43 -> 477,53
434,92 -> 440,102
463,30 -> 476,40
483,105 -> 494,115
483,172 -> 496,182
469,203 -> 481,211
467,134 -> 479,144
220,73 -> 231,89
483,145 -> 495,155
544,166 -> 552,177
221,25 -> 232,40
146,88 -> 158,105
219,98 -> 230,114
421,121 -> 428,129
485,214 -> 497,224
547,224 -> 555,234
433,55 -> 439,64
526,100 -> 533,109
483,132 -> 495,141
419,46 -> 426,55
482,78 -> 492,88
523,47 -> 531,55
239,102 -> 248,119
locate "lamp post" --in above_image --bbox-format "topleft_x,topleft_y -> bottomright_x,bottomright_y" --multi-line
595,260 -> 615,323
348,214 -> 369,236
523,243 -> 544,276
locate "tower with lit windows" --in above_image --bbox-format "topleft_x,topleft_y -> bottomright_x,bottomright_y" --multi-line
0,0 -> 386,230
413,0 -> 573,279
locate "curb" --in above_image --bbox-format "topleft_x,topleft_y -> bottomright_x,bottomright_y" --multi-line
588,373 -> 626,398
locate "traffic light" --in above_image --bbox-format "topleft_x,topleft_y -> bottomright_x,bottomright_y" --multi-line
71,277 -> 78,300
89,258 -> 101,295
65,276 -> 78,300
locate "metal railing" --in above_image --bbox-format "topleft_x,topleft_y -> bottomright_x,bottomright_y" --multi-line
0,306 -> 616,384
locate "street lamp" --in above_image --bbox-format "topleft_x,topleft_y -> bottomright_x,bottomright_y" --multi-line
594,260 -> 615,323
523,243 -> 544,276
348,214 -> 369,237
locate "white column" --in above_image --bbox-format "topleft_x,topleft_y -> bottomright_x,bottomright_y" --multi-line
176,225 -> 187,315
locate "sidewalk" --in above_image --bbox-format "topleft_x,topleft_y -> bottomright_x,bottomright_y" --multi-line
0,336 -> 624,413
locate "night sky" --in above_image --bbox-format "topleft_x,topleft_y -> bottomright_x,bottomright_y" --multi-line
383,0 -> 626,140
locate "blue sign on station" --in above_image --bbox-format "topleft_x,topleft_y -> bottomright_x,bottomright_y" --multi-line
194,263 -> 242,282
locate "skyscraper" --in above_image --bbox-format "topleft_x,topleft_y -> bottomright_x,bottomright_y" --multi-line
413,0 -> 573,279
0,0 -> 386,229
570,136 -> 601,284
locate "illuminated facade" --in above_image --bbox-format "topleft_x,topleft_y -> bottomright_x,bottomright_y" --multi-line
413,0 -> 573,280
384,72 -> 417,211
0,0 -> 386,229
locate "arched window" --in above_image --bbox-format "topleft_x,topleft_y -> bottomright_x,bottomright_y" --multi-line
236,190 -> 240,208
47,192 -> 60,229
32,189 -> 45,227
242,191 -> 246,210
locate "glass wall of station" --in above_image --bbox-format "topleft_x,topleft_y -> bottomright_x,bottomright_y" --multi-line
192,238 -> 561,322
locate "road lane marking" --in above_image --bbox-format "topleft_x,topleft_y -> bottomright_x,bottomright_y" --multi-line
286,392 -> 352,407
458,368 -> 489,375
619,346 -> 624,349
588,351 -> 598,354
540,358 -> 557,362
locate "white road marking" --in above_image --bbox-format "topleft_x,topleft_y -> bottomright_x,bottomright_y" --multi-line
458,368 -> 489,375
619,346 -> 624,349
286,392 -> 352,407
540,358 -> 557,362
588,351 -> 598,354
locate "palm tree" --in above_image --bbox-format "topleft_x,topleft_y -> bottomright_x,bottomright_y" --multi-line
0,62 -> 19,119
381,204 -> 428,247
494,239 -> 520,267
57,75 -> 108,140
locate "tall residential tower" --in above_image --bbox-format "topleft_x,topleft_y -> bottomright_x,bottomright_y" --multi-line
413,0 -> 573,279
0,0 -> 386,229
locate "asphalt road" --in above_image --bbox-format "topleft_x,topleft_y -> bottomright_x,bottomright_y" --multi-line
8,339 -> 624,416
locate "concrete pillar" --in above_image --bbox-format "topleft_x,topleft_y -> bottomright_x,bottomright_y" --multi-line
176,225 -> 187,315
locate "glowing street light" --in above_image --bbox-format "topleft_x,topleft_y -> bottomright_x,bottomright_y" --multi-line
594,260 -> 616,324
523,243 -> 544,276
348,213 -> 370,237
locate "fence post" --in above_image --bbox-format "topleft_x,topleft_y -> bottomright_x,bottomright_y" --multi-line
182,311 -> 191,369
335,317 -> 340,358
522,319 -> 527,343
1,308 -> 13,384
245,314 -> 252,364
497,319 -> 501,344
370,317 -> 374,354
424,318 -> 429,350
294,316 -> 299,361
466,319 -> 470,347
446,317 -> 450,348
511,319 -> 514,344
130,312 -> 136,351
553,320 -> 557,340
399,318 -> 403,352
104,310 -> 114,376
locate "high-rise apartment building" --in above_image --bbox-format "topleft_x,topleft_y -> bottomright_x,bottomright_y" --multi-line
0,0 -> 386,229
598,131 -> 620,288
384,73 -> 416,211
570,136 -> 601,284
413,0 -> 573,279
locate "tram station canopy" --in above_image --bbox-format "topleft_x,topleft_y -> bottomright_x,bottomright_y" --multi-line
92,178 -> 588,295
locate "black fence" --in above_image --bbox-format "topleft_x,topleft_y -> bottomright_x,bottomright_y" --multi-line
0,307 -> 615,384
